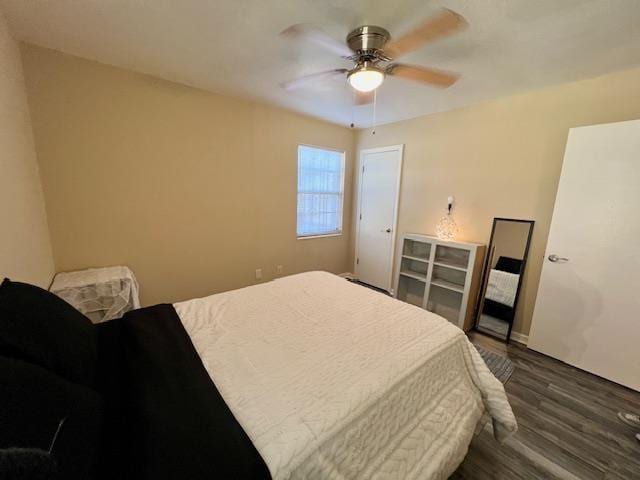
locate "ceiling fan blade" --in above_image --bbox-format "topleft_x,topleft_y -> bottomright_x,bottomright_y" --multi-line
281,69 -> 348,90
280,24 -> 353,57
384,8 -> 468,59
387,64 -> 459,88
353,90 -> 374,106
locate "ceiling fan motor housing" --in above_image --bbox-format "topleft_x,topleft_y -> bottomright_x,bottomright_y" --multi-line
346,25 -> 391,56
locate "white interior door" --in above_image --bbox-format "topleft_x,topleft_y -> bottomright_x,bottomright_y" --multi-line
355,145 -> 403,292
528,119 -> 640,391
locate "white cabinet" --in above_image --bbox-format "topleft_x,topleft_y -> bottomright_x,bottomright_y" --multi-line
394,234 -> 485,331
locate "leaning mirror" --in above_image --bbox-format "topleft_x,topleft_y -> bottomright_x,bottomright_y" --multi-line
475,218 -> 534,342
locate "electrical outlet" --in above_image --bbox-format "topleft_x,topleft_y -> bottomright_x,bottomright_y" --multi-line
255,268 -> 262,280
276,265 -> 283,275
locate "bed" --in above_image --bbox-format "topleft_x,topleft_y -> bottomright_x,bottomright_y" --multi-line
0,271 -> 516,480
170,271 -> 516,479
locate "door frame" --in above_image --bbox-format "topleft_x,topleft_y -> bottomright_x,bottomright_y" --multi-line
354,144 -> 404,293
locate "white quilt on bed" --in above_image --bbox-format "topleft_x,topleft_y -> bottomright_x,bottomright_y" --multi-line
175,271 -> 517,480
485,269 -> 519,307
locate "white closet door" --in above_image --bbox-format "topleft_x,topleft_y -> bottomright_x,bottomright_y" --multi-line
355,146 -> 403,292
528,119 -> 640,391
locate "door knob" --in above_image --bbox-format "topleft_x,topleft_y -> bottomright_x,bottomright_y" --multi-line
385,228 -> 392,233
548,254 -> 569,262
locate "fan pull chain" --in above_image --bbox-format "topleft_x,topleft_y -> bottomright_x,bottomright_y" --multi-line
350,89 -> 356,128
371,89 -> 377,135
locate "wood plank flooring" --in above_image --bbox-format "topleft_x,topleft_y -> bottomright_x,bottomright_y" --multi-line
451,332 -> 640,479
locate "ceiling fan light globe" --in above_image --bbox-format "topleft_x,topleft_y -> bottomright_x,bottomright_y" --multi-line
348,69 -> 384,92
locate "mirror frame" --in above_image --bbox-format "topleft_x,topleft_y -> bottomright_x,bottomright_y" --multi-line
474,217 -> 535,342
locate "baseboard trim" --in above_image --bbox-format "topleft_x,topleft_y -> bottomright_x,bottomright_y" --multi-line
510,331 -> 529,345
338,272 -> 354,279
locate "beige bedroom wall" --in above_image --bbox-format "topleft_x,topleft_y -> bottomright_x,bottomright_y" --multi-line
0,13 -> 54,287
356,67 -> 640,337
21,44 -> 355,306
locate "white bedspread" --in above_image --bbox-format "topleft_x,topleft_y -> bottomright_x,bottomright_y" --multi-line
175,271 -> 517,479
485,269 -> 519,307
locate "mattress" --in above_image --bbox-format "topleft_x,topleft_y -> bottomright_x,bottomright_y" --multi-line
175,271 -> 517,479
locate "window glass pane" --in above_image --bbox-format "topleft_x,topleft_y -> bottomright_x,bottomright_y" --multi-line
297,145 -> 345,237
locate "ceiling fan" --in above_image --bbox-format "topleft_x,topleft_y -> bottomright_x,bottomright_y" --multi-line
280,8 -> 468,105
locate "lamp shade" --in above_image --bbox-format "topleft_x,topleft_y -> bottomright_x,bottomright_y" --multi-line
348,68 -> 384,92
436,213 -> 458,240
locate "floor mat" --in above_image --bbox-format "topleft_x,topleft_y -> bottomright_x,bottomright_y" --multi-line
474,345 -> 515,384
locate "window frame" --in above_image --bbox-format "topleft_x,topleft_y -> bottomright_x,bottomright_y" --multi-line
296,144 -> 346,239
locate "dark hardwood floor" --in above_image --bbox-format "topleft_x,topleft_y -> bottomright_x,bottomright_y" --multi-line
451,332 -> 640,480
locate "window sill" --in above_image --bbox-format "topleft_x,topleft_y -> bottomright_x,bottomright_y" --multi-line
297,233 -> 343,240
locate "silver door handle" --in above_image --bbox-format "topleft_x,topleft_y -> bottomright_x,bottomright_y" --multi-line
548,254 -> 569,262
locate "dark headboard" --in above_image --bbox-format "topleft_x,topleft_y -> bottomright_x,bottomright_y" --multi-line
494,256 -> 522,274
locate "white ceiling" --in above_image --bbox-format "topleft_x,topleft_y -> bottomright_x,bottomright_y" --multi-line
2,0 -> 640,127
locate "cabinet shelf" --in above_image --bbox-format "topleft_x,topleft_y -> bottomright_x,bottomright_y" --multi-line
399,271 -> 427,283
430,279 -> 464,294
432,261 -> 467,272
397,272 -> 426,307
402,239 -> 431,261
402,254 -> 429,263
434,245 -> 470,270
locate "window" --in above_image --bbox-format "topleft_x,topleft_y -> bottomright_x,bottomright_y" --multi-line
297,145 -> 345,238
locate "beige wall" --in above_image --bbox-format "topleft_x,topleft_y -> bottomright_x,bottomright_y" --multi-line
0,14 -> 53,287
21,44 -> 355,306
356,67 -> 640,336
17,39 -> 640,335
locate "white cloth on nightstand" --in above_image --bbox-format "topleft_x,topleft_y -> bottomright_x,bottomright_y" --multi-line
50,265 -> 140,323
